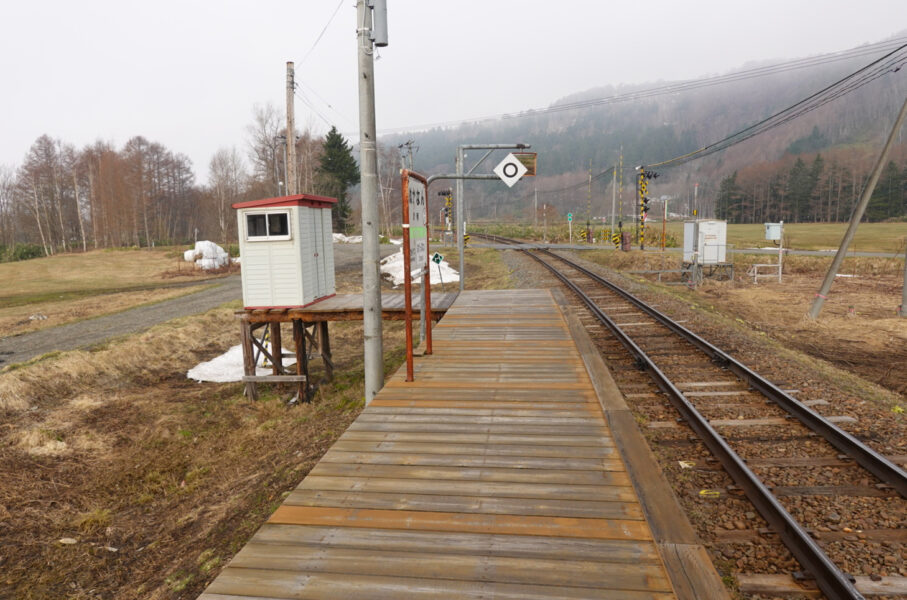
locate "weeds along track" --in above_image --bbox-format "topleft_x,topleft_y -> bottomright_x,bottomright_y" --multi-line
475,233 -> 907,600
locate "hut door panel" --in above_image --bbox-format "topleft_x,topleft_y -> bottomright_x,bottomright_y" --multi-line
311,212 -> 326,298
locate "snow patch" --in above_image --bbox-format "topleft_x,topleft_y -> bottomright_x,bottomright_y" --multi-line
187,344 -> 295,383
379,250 -> 460,288
333,233 -> 363,244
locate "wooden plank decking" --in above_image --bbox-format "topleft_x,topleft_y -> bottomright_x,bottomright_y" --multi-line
201,289 -> 681,599
241,292 -> 459,323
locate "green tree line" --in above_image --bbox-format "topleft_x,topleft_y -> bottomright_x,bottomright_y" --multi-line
716,153 -> 907,224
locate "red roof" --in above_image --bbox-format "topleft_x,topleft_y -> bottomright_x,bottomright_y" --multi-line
232,193 -> 337,210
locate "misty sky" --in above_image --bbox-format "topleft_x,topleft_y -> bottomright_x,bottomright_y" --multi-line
2,1 -> 904,182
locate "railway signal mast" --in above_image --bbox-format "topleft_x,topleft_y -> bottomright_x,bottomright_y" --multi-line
636,167 -> 658,250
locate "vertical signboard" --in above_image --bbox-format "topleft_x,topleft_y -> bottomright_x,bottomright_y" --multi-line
401,171 -> 433,381
407,174 -> 427,275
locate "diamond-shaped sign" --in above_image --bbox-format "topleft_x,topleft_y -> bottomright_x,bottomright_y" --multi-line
494,153 -> 528,188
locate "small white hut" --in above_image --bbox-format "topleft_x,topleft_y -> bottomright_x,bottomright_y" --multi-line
233,194 -> 336,309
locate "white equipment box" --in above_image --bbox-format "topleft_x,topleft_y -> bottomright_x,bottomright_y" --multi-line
683,219 -> 727,264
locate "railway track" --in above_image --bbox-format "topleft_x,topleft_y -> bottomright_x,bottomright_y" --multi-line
475,233 -> 907,600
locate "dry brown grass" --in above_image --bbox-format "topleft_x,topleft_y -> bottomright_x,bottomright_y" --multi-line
0,248 -> 208,302
0,248 -> 516,599
0,285 -> 216,337
576,248 -> 907,397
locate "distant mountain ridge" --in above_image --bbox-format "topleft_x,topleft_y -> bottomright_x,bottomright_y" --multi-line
379,33 -> 907,221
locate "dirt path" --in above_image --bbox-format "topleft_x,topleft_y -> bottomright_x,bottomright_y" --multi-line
0,277 -> 242,368
0,244 -> 399,369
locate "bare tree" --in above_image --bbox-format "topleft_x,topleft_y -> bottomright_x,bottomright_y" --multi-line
246,103 -> 284,196
0,166 -> 15,248
209,147 -> 247,244
377,143 -> 400,238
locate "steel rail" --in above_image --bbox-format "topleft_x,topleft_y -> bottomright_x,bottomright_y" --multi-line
474,233 -> 906,497
513,247 -> 866,600
538,248 -> 907,499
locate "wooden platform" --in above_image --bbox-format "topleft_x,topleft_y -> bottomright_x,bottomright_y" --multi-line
202,289 -> 724,599
240,292 -> 459,323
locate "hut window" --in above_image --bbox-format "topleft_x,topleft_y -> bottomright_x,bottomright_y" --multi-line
246,211 -> 290,241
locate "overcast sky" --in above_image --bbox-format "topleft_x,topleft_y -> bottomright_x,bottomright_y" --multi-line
2,1 -> 904,183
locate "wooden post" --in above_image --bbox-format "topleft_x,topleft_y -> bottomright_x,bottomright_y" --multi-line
293,320 -> 306,401
319,321 -> 334,380
239,317 -> 258,400
286,62 -> 298,195
270,322 -> 283,375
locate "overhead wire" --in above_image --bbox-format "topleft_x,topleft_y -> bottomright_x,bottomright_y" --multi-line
647,43 -> 907,168
523,42 -> 907,197
377,36 -> 907,134
299,0 -> 345,65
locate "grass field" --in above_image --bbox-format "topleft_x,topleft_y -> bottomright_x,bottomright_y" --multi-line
0,247 -> 216,307
661,221 -> 906,253
0,247 -> 230,336
471,221 -> 907,253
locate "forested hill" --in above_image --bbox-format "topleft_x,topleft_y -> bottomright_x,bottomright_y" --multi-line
380,35 -> 907,224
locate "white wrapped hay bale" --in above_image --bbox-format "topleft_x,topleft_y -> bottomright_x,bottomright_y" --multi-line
185,241 -> 230,270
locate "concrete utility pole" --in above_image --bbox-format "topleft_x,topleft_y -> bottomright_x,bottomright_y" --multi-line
809,93 -> 907,319
900,243 -> 907,317
286,62 -> 298,195
610,165 -> 617,240
356,0 -> 387,403
534,187 -> 538,228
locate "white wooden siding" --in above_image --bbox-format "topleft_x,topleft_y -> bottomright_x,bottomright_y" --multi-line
237,203 -> 335,307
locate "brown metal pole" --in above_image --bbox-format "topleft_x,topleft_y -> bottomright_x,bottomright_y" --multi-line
424,224 -> 433,355
401,171 -> 414,381
900,243 -> 907,318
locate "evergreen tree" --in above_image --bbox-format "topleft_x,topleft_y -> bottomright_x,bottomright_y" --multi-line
716,172 -> 742,222
866,161 -> 901,221
315,126 -> 360,232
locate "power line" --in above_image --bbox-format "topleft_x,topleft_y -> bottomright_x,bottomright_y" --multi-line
377,36 -> 907,135
294,89 -> 334,129
522,43 -> 907,197
648,44 -> 907,168
296,79 -> 354,127
299,0 -> 345,65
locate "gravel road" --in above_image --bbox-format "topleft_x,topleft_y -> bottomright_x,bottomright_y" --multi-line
0,243 -> 399,368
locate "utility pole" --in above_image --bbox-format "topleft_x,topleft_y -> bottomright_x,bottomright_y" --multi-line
356,0 -> 387,403
286,62 -> 298,195
587,160 -> 592,242
693,182 -> 699,217
399,140 -> 415,170
610,165 -> 617,242
534,187 -> 538,228
900,243 -> 907,317
618,147 -> 623,225
809,93 -> 907,319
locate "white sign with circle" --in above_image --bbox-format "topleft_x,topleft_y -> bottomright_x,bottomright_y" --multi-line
493,153 -> 528,188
